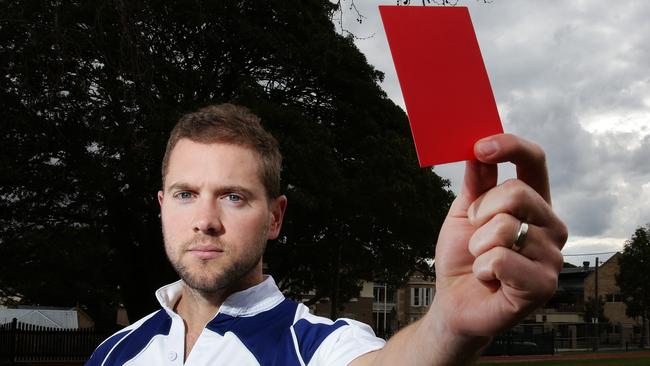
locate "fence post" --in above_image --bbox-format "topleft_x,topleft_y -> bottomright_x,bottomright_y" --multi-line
551,330 -> 555,355
9,318 -> 17,364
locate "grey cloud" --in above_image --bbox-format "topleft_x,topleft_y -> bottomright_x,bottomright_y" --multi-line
477,2 -> 650,240
557,190 -> 617,236
343,0 -> 650,247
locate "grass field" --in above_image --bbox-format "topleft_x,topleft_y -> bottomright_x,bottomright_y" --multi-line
480,356 -> 650,366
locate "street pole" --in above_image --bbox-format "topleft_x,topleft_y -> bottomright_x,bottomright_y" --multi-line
383,283 -> 387,337
375,289 -> 379,335
595,256 -> 600,351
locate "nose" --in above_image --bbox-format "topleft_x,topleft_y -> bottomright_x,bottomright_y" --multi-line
192,198 -> 223,235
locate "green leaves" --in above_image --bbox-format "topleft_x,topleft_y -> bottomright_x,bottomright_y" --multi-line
617,225 -> 650,319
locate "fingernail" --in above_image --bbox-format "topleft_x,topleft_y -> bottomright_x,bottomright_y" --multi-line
477,140 -> 498,157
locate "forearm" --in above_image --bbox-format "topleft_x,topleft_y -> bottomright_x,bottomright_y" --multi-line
357,299 -> 491,366
352,134 -> 566,366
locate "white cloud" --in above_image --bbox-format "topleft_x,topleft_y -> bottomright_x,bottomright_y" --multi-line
562,235 -> 623,267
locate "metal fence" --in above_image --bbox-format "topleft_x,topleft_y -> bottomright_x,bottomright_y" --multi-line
483,328 -> 555,356
0,318 -> 108,363
483,323 -> 648,356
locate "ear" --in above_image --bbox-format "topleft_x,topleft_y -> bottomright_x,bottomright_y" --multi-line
267,195 -> 288,240
157,190 -> 164,207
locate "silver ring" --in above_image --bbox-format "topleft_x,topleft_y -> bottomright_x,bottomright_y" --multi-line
512,222 -> 529,251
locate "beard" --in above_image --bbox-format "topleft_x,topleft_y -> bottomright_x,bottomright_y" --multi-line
164,231 -> 267,294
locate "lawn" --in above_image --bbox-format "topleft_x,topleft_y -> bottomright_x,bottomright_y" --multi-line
480,357 -> 650,366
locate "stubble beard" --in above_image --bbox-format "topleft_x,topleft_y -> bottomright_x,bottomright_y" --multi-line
164,232 -> 267,294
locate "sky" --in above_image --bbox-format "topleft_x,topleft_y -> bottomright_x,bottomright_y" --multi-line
335,0 -> 650,266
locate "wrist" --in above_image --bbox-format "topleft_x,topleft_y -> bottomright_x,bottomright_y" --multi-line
418,298 -> 492,365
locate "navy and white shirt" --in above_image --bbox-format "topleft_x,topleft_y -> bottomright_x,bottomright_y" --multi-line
86,276 -> 385,365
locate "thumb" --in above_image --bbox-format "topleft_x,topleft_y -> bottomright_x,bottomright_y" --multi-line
449,159 -> 497,217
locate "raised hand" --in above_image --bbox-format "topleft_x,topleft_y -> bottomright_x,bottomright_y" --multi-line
433,133 -> 568,337
352,134 -> 568,366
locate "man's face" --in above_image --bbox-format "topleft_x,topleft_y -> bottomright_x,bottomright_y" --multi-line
158,139 -> 286,293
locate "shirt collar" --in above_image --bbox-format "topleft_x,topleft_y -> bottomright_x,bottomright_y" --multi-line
155,275 -> 285,318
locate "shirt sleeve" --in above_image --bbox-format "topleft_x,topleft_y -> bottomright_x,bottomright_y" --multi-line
308,318 -> 386,366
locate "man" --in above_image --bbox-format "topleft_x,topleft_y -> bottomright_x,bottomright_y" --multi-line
87,103 -> 567,365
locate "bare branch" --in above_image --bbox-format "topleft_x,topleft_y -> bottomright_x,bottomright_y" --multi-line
329,0 -> 375,40
398,0 -> 492,5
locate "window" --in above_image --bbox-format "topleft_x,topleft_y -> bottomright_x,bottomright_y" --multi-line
423,287 -> 432,305
412,287 -> 420,306
606,293 -> 622,303
411,287 -> 434,307
373,285 -> 395,303
374,286 -> 384,303
386,288 -> 395,302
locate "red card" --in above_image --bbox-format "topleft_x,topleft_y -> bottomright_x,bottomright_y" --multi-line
379,6 -> 503,167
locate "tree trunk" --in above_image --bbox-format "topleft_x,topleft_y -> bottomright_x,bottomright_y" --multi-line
329,241 -> 342,320
641,311 -> 648,348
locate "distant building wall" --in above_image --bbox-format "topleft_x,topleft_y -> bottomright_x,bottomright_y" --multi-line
313,297 -> 374,325
584,254 -> 637,327
306,272 -> 439,339
359,281 -> 374,298
76,306 -> 96,329
583,253 -> 646,346
535,313 -> 582,323
116,306 -> 130,327
396,272 -> 435,328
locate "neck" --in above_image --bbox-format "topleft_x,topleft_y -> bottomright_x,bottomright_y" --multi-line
175,275 -> 265,326
175,262 -> 265,324
174,273 -> 265,360
175,284 -> 226,325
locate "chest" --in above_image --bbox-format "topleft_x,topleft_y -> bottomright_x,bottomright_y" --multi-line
124,330 -> 262,366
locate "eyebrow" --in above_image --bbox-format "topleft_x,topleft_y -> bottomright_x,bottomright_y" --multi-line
166,182 -> 194,194
166,182 -> 256,198
217,185 -> 256,198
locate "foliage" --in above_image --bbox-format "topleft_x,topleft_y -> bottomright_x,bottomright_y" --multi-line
0,0 -> 453,325
583,296 -> 609,329
617,225 -> 650,320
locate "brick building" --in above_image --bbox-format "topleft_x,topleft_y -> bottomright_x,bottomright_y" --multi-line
395,272 -> 435,327
304,253 -> 649,349
369,272 -> 435,338
584,253 -> 649,347
311,281 -> 375,328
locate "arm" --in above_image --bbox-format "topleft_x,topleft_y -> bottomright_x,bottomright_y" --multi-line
352,133 -> 568,365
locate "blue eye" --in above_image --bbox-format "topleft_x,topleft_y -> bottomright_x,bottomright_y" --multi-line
226,194 -> 242,202
176,191 -> 194,201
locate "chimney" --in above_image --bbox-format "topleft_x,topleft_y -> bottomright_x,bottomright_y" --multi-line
583,261 -> 589,270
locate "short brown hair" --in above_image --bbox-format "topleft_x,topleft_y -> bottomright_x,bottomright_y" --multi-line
161,103 -> 282,199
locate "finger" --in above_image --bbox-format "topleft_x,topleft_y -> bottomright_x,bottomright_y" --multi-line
473,247 -> 559,304
468,214 -> 564,270
468,178 -> 556,228
474,134 -> 551,204
468,213 -> 519,256
449,159 -> 497,217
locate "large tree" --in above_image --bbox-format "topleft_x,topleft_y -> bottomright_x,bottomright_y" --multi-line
617,224 -> 650,347
0,0 -> 453,326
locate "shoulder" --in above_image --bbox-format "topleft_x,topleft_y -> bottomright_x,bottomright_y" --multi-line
291,304 -> 385,366
85,309 -> 171,366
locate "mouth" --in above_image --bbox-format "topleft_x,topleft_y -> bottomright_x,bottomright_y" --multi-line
187,246 -> 224,260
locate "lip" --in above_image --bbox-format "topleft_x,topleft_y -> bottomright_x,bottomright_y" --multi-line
188,246 -> 224,260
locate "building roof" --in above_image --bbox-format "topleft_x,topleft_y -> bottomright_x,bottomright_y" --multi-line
560,266 -> 595,275
0,308 -> 79,329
